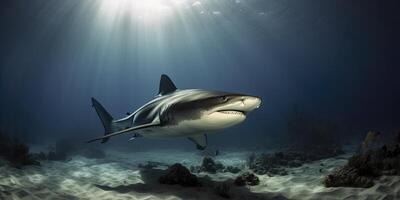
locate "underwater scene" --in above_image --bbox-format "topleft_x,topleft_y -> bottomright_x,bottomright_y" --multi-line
0,0 -> 399,199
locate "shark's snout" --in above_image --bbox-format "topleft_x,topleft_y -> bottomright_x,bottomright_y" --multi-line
242,96 -> 261,111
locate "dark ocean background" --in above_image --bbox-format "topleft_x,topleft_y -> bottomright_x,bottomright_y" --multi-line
0,0 -> 399,151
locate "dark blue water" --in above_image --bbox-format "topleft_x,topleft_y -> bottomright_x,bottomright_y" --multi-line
1,1 -> 400,200
0,0 -> 399,149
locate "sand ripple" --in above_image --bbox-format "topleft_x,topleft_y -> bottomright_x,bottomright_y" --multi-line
0,151 -> 398,200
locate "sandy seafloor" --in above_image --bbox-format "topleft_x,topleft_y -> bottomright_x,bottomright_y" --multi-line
0,148 -> 399,200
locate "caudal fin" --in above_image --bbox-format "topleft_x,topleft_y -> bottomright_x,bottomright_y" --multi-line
91,97 -> 113,143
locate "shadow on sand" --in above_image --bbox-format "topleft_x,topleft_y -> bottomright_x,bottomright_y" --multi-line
95,168 -> 288,200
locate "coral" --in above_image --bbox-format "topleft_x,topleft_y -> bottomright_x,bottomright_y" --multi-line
159,163 -> 200,187
234,172 -> 260,186
201,156 -> 224,174
190,157 -> 242,174
323,165 -> 374,188
0,134 -> 40,168
324,131 -> 400,188
248,145 -> 343,176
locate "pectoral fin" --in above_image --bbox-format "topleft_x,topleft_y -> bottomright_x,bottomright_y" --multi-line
188,134 -> 207,150
86,122 -> 159,143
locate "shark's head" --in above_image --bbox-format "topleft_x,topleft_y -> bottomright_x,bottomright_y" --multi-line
166,90 -> 261,131
151,75 -> 261,133
197,92 -> 261,130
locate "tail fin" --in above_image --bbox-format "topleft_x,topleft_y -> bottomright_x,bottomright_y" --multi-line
91,98 -> 113,143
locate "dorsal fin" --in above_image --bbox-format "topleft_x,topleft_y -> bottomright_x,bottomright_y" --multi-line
159,74 -> 177,95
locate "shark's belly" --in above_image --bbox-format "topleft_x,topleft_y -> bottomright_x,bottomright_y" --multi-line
137,126 -> 197,138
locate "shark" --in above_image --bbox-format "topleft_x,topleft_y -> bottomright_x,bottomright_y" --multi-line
87,74 -> 261,150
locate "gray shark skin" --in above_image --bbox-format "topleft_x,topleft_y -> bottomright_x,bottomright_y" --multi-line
87,74 -> 261,150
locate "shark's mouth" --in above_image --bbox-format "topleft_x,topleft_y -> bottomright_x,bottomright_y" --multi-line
217,110 -> 246,115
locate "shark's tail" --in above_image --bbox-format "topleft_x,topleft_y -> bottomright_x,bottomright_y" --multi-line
91,97 -> 114,143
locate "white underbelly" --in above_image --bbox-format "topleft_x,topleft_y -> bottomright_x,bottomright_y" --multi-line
134,115 -> 243,139
135,120 -> 207,138
136,126 -> 197,138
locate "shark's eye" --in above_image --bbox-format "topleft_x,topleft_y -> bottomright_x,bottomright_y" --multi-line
220,96 -> 228,102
